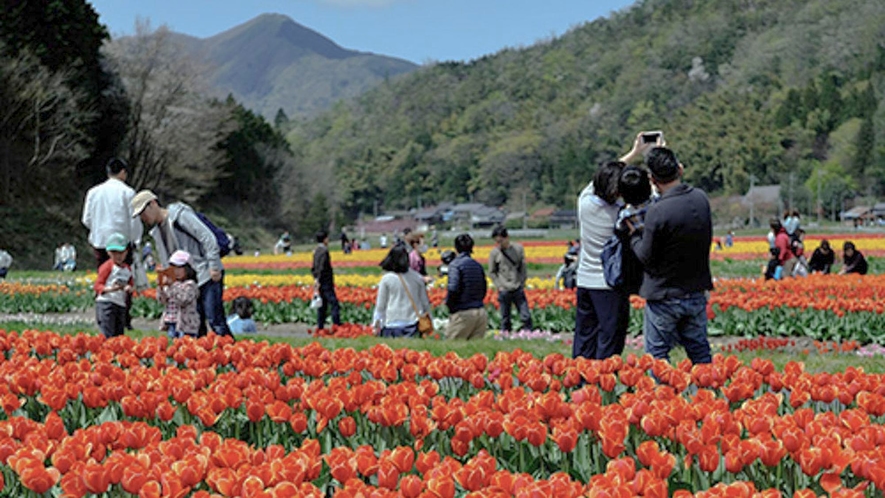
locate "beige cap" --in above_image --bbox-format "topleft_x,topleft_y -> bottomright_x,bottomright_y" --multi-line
131,190 -> 158,218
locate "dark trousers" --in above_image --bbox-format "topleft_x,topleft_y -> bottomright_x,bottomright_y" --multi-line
317,286 -> 341,329
573,287 -> 630,360
198,272 -> 231,336
498,288 -> 533,331
96,301 -> 126,338
380,322 -> 419,338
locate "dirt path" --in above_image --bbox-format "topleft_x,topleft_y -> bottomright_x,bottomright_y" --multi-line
0,310 -> 826,355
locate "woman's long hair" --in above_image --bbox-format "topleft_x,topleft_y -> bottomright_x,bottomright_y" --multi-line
380,245 -> 410,273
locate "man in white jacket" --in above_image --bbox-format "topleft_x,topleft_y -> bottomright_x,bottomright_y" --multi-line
82,158 -> 142,328
82,158 -> 142,269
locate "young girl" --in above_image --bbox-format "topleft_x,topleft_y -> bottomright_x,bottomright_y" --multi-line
157,250 -> 200,338
227,296 -> 258,334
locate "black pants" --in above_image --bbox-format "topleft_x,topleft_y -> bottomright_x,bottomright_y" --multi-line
573,287 -> 630,360
317,286 -> 341,329
498,289 -> 533,331
380,322 -> 419,338
96,301 -> 126,338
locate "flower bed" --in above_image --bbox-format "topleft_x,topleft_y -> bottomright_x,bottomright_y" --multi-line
0,330 -> 881,496
11,273 -> 885,343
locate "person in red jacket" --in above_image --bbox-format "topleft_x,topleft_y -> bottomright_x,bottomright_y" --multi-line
93,233 -> 133,338
773,220 -> 796,277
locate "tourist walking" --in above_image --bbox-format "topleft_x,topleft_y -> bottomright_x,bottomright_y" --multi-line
489,226 -> 532,332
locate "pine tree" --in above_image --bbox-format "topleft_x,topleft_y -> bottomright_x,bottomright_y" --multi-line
852,117 -> 875,179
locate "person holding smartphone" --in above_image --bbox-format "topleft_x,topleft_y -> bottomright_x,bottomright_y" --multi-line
622,135 -> 714,365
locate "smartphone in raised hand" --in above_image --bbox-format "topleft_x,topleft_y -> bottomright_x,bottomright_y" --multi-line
641,131 -> 663,144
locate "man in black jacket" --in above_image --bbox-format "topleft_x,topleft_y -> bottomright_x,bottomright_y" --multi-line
445,233 -> 488,339
312,230 -> 341,330
627,147 -> 713,364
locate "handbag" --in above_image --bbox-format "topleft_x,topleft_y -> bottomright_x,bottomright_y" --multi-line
309,292 -> 323,309
397,273 -> 434,337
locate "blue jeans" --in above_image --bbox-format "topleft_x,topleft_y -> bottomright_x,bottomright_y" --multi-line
317,286 -> 341,329
498,289 -> 533,331
644,292 -> 712,364
380,322 -> 419,338
573,287 -> 630,360
198,272 -> 231,337
166,322 -> 180,339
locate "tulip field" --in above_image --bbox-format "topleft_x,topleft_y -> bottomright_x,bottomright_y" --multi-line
2,235 -> 885,496
0,330 -> 882,497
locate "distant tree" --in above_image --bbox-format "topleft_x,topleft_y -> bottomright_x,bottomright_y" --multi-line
274,108 -> 290,131
774,89 -> 804,128
0,49 -> 94,205
853,117 -> 875,182
303,192 -> 330,236
804,161 -> 856,221
670,89 -> 786,194
0,0 -> 106,79
817,71 -> 843,132
215,98 -> 288,217
0,0 -> 128,179
102,20 -> 234,202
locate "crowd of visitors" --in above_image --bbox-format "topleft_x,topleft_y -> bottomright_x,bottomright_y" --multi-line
764,212 -> 867,279
18,139 -> 875,357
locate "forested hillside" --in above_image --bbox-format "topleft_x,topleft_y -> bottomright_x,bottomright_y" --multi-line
0,5 -> 295,268
283,0 -> 885,223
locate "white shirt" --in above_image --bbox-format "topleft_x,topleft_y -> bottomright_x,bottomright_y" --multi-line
576,182 -> 620,289
372,270 -> 431,327
82,178 -> 142,249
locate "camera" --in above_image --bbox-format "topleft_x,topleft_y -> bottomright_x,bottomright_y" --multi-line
641,131 -> 663,144
157,266 -> 176,286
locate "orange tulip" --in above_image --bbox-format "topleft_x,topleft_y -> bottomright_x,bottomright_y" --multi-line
246,399 -> 265,423
553,427 -> 578,453
388,446 -> 415,474
138,480 -> 162,498
375,460 -> 399,490
338,416 -> 356,438
400,474 -> 423,498
426,476 -> 455,498
18,464 -> 60,494
354,445 -> 379,477
289,413 -> 308,434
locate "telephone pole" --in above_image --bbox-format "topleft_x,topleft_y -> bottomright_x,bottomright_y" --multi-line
816,167 -> 822,224
748,174 -> 756,227
522,191 -> 527,230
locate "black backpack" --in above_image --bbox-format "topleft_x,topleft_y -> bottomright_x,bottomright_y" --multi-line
562,264 -> 577,289
175,209 -> 233,257
601,233 -> 643,294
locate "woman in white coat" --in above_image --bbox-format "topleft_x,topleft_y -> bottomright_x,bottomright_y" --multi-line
372,245 -> 432,338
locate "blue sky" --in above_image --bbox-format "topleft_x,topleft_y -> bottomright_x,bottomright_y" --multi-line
88,0 -> 637,64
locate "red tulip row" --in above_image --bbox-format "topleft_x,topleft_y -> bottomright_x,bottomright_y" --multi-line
0,329 -> 883,496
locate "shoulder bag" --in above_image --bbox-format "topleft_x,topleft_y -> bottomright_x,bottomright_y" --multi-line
397,273 -> 434,337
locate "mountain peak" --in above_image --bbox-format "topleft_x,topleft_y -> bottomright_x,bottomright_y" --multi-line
207,13 -> 352,60
177,14 -> 418,118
